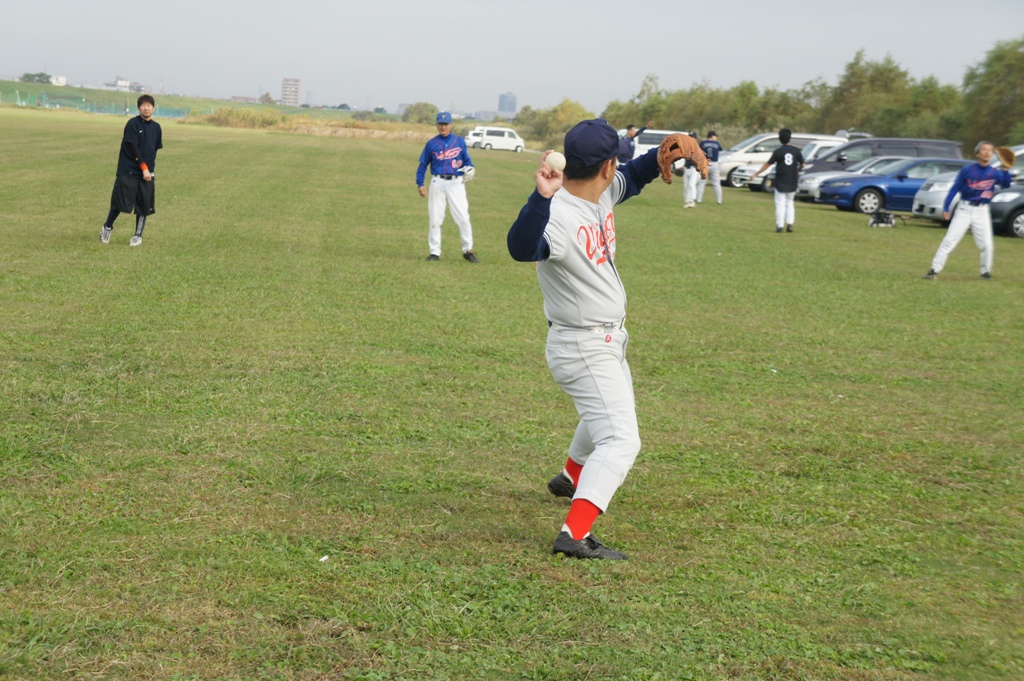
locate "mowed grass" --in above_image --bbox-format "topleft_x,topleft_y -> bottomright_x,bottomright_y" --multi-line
1,106 -> 1022,680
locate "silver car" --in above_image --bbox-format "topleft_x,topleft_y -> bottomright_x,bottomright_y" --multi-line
797,156 -> 909,201
912,143 -> 1024,222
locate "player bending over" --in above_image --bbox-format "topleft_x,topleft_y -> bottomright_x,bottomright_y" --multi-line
506,119 -> 705,560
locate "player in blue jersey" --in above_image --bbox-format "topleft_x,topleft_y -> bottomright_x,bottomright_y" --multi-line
696,131 -> 723,205
100,94 -> 163,247
616,121 -> 653,164
415,111 -> 479,263
924,141 -> 1013,279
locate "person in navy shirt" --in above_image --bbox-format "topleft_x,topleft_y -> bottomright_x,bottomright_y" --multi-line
924,141 -> 1013,279
616,121 -> 653,164
100,94 -> 163,247
416,111 -> 478,262
696,131 -> 723,205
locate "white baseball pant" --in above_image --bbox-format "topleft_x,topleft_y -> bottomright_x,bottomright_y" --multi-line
696,161 -> 722,204
774,191 -> 796,228
930,203 -> 993,274
428,176 -> 474,257
546,324 -> 640,513
683,167 -> 699,205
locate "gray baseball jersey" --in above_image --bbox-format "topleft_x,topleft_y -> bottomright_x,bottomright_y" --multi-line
539,175 -> 628,328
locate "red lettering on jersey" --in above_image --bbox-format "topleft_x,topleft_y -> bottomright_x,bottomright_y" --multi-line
434,148 -> 463,161
576,212 -> 617,266
604,334 -> 612,343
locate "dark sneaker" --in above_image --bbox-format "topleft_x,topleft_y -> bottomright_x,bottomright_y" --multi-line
552,532 -> 628,560
463,251 -> 480,263
981,272 -> 992,279
547,473 -> 576,499
923,270 -> 937,280
786,225 -> 793,233
775,227 -> 783,233
426,254 -> 440,261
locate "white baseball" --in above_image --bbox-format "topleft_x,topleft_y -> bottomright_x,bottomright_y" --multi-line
545,151 -> 566,172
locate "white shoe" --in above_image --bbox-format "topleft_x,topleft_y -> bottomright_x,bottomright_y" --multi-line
100,226 -> 112,244
129,236 -> 143,247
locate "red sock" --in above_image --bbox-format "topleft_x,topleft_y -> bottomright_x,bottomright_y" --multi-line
564,458 -> 583,486
564,499 -> 601,540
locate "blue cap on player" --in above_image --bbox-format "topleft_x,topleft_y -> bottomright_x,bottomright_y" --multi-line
436,111 -> 453,124
564,118 -> 619,166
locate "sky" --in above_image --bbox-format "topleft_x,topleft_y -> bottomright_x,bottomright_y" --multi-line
2,0 -> 1023,115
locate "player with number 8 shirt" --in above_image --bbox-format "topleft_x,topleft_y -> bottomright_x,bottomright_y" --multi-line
750,128 -> 805,233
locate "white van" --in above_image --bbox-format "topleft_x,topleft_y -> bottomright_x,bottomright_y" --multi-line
718,132 -> 848,188
467,126 -> 525,152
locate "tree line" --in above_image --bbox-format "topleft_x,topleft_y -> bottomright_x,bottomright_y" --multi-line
502,37 -> 1022,152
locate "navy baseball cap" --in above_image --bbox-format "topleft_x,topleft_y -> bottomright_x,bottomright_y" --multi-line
436,111 -> 453,124
564,118 -> 619,166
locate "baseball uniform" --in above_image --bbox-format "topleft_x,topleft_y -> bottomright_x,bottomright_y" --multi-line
416,123 -> 475,258
507,140 -> 661,556
929,162 -> 1013,276
767,144 -> 804,230
696,136 -> 723,204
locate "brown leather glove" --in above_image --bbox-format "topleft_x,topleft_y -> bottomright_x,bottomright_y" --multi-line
995,146 -> 1016,168
658,134 -> 708,183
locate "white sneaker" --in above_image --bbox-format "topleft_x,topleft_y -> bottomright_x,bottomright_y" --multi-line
100,226 -> 112,243
129,236 -> 143,247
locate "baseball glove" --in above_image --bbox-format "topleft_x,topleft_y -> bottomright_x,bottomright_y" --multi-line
461,166 -> 476,182
658,134 -> 707,183
995,146 -> 1015,168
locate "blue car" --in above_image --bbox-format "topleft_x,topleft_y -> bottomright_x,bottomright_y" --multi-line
816,158 -> 971,213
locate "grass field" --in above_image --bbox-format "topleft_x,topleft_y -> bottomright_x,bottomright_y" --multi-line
1,106 -> 1022,680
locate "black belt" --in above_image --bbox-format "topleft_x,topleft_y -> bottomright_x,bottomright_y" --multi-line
963,200 -> 987,206
435,174 -> 456,180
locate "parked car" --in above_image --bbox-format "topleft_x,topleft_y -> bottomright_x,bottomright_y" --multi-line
803,138 -> 963,175
735,138 -> 848,192
912,143 -> 1024,223
717,132 -> 848,189
467,126 -> 525,152
617,128 -> 692,171
797,156 -> 910,201
990,181 -> 1024,237
817,158 -> 971,213
465,129 -> 483,148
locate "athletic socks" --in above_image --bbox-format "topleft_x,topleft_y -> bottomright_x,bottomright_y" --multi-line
135,214 -> 147,238
564,458 -> 583,487
563,498 -> 601,540
104,208 -> 120,229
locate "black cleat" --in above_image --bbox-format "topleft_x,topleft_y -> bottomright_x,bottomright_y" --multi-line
547,473 -> 576,499
552,532 -> 628,560
923,269 -> 937,280
786,224 -> 793,232
426,254 -> 440,261
775,227 -> 783,233
981,271 -> 992,279
463,251 -> 480,263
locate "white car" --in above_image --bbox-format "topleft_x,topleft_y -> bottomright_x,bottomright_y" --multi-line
797,156 -> 910,201
911,143 -> 1024,222
467,126 -> 525,152
731,139 -> 852,193
717,132 -> 849,189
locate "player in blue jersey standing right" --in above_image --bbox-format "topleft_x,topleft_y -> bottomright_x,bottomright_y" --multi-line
924,141 -> 1013,280
416,111 -> 479,263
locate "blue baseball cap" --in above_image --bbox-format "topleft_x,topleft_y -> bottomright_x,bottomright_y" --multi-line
436,111 -> 453,124
564,118 -> 619,167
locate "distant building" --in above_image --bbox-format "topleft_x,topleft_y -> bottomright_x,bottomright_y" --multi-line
102,76 -> 151,94
51,76 -> 67,87
281,78 -> 301,107
498,92 -> 517,117
231,96 -> 260,103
